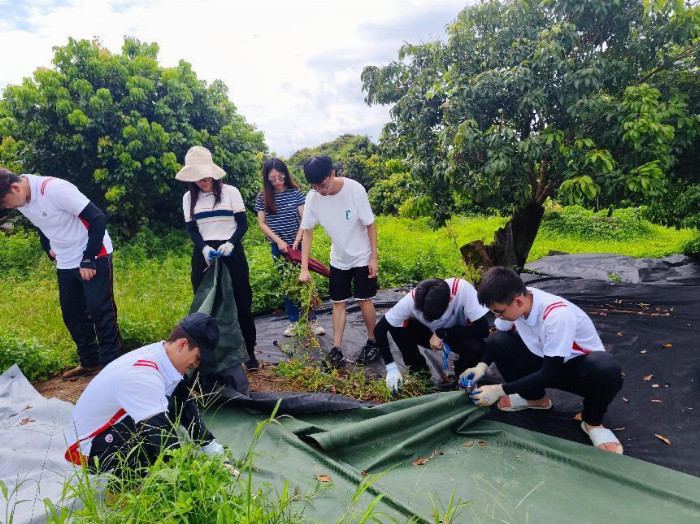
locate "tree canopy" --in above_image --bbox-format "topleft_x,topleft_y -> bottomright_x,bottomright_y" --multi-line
0,37 -> 266,236
362,0 -> 700,266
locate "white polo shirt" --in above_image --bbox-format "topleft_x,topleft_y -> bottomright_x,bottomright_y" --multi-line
69,342 -> 183,456
17,175 -> 112,270
183,184 -> 245,241
495,287 -> 605,362
385,278 -> 489,332
301,178 -> 375,270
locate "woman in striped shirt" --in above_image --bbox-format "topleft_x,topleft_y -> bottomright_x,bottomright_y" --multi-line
255,158 -> 324,337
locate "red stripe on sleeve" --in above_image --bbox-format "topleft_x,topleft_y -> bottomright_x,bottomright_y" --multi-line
543,302 -> 566,320
133,360 -> 159,371
40,177 -> 55,196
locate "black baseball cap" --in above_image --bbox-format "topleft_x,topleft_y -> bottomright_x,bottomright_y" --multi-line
179,312 -> 220,367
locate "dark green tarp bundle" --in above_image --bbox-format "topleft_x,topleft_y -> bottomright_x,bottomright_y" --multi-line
189,258 -> 248,374
206,392 -> 700,523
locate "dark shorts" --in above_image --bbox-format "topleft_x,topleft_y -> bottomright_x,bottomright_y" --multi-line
329,265 -> 377,302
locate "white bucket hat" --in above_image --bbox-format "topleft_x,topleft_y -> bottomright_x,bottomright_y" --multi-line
175,146 -> 226,182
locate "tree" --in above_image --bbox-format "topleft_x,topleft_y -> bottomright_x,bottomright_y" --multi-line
0,37 -> 266,237
287,134 -> 385,190
362,0 -> 700,267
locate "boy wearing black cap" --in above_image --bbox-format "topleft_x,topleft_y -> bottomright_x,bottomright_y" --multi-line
66,312 -> 227,472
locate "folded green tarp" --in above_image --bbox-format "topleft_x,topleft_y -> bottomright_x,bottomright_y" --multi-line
205,392 -> 700,523
190,258 -> 248,374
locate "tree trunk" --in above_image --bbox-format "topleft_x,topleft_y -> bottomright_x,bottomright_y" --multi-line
461,200 -> 545,270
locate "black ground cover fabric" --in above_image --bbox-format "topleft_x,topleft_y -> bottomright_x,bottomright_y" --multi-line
247,256 -> 700,476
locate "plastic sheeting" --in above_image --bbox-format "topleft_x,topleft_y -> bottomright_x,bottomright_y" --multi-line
206,392 -> 700,523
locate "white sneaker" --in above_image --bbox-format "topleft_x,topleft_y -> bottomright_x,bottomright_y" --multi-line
310,321 -> 326,336
283,322 -> 296,337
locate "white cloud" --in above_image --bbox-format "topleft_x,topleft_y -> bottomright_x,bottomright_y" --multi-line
0,0 -> 468,156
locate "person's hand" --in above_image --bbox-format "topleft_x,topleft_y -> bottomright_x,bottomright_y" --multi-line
79,257 -> 97,281
429,332 -> 443,351
218,242 -> 234,256
275,239 -> 289,253
202,245 -> 217,265
368,256 -> 378,278
470,384 -> 505,407
299,268 -> 310,283
385,363 -> 403,394
292,238 -> 301,251
49,250 -> 57,263
459,362 -> 488,385
201,440 -> 225,456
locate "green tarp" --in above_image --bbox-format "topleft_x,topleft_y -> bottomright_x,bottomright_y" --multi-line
206,392 -> 700,523
190,258 -> 248,374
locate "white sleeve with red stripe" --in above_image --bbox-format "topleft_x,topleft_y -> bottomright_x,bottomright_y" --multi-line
44,178 -> 89,216
384,292 -> 414,328
457,279 -> 490,322
541,306 -> 577,358
116,361 -> 169,424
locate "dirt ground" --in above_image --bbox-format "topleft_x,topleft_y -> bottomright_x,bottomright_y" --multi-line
33,361 -> 298,404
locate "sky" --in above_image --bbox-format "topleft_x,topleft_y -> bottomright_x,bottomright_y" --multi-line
0,0 -> 469,157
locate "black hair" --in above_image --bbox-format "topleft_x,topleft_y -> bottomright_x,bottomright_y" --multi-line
167,324 -> 199,351
0,168 -> 21,205
303,155 -> 334,185
477,267 -> 527,307
187,179 -> 223,220
261,157 -> 298,214
414,278 -> 451,322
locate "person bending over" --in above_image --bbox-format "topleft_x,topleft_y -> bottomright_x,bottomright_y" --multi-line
464,267 -> 624,454
0,167 -> 122,379
374,278 -> 489,394
66,313 -> 228,475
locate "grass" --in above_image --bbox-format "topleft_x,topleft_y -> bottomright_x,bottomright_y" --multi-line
0,207 -> 696,380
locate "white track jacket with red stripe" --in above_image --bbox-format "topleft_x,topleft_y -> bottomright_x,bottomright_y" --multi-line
68,342 -> 182,457
494,287 -> 604,362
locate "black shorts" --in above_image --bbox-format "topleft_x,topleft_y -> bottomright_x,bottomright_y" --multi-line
329,265 -> 377,302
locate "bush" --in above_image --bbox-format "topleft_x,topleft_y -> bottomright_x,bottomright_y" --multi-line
0,333 -> 63,380
540,205 -> 651,241
0,229 -> 45,276
682,235 -> 700,259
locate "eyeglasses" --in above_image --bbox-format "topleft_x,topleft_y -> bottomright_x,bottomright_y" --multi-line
268,174 -> 285,182
310,176 -> 332,191
490,294 -> 521,317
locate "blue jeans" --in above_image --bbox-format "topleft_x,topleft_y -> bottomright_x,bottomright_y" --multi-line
271,243 -> 317,323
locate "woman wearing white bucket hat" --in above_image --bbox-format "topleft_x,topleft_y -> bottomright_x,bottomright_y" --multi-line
176,146 -> 258,370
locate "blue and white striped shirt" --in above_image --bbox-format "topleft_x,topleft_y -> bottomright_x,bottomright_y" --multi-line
255,189 -> 306,245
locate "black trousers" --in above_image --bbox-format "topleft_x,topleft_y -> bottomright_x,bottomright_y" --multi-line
88,379 -> 213,475
389,319 -> 486,377
486,331 -> 623,426
191,241 -> 256,360
57,254 -> 122,367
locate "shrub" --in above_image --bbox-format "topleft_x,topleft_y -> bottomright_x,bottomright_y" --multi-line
0,333 -> 63,380
540,205 -> 651,241
0,229 -> 45,275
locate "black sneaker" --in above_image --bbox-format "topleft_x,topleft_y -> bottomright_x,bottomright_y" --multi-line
245,357 -> 260,371
322,347 -> 345,371
355,340 -> 380,365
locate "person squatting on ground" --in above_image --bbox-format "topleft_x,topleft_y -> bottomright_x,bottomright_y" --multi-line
374,278 -> 490,394
66,313 -> 229,476
255,158 -> 325,338
176,146 -> 259,371
0,167 -> 122,379
298,155 -> 379,369
464,267 -> 625,454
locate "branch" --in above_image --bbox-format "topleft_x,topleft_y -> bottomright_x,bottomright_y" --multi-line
536,180 -> 556,205
633,42 -> 700,87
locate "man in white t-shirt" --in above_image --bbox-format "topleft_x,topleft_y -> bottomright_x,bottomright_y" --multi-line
299,155 -> 378,370
0,167 -> 122,379
463,267 -> 624,454
66,312 -> 228,475
374,278 -> 490,394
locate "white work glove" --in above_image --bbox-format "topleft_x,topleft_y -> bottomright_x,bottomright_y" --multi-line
218,241 -> 234,256
385,362 -> 403,394
470,384 -> 505,407
202,245 -> 217,264
201,439 -> 225,456
459,362 -> 488,385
